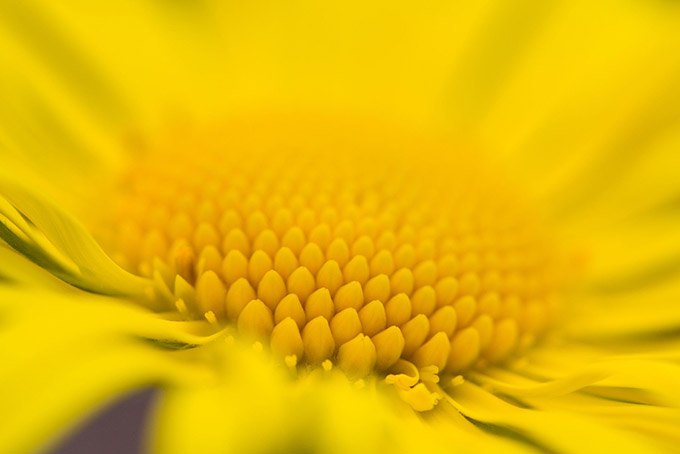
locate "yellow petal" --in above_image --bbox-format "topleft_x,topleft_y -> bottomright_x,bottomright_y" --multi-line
0,182 -> 148,296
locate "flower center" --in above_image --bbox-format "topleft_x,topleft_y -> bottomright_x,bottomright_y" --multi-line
100,117 -> 561,383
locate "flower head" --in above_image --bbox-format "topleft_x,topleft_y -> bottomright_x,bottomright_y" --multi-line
1,1 -> 680,453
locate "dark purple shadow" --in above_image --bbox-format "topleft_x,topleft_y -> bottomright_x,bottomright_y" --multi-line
48,387 -> 158,454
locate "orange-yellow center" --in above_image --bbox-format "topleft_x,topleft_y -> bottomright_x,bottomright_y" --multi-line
98,118 -> 562,381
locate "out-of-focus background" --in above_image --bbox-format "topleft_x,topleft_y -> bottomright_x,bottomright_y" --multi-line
49,389 -> 156,454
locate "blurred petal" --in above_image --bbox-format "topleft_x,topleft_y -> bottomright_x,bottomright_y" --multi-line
447,381 -> 668,454
0,287 -> 216,453
569,208 -> 680,294
0,179 -> 149,296
152,341 -> 530,454
567,278 -> 680,339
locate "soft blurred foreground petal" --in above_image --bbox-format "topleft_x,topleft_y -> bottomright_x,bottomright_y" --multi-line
152,341 -> 530,454
0,286 -> 222,453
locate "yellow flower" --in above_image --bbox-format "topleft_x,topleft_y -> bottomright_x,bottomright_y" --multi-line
2,0 -> 680,453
